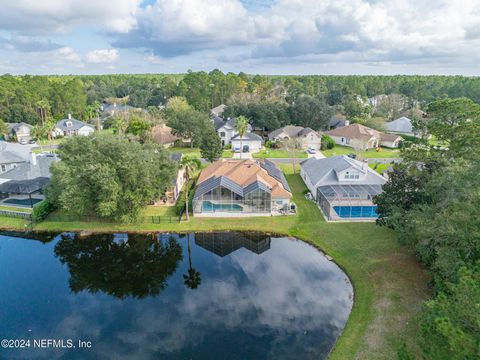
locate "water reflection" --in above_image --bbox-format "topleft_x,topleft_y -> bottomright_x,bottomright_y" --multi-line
0,231 -> 353,360
54,233 -> 183,299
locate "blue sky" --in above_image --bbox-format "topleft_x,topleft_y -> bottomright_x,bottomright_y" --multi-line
0,0 -> 478,75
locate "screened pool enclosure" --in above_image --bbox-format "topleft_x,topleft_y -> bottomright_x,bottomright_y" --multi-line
316,184 -> 383,220
193,177 -> 272,215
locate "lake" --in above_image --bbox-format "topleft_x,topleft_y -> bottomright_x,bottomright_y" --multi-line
0,231 -> 353,360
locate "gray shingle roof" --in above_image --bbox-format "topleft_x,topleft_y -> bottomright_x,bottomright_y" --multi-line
300,155 -> 386,187
268,125 -> 305,140
55,118 -> 94,131
0,141 -> 30,165
385,117 -> 413,134
214,117 -> 253,132
0,154 -> 57,181
231,132 -> 263,141
7,122 -> 33,132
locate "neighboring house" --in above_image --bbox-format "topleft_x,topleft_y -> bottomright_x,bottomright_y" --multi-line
324,123 -> 402,150
385,116 -> 415,137
0,141 -> 29,174
329,116 -> 349,130
0,152 -> 58,207
156,153 -> 185,205
195,232 -> 271,257
53,115 -> 95,137
6,122 -> 33,143
268,125 -> 321,150
300,155 -> 386,221
100,102 -> 136,119
211,104 -> 226,117
193,159 -> 292,217
231,133 -> 263,153
151,124 -> 179,147
213,116 -> 253,146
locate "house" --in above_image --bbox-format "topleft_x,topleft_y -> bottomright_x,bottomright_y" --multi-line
151,124 -> 179,147
53,115 -> 95,137
324,123 -> 402,150
231,132 -> 263,153
211,104 -> 226,117
300,155 -> 386,220
213,116 -> 253,146
268,125 -> 321,150
329,116 -> 349,130
0,152 -> 58,208
0,141 -> 30,174
100,102 -> 136,119
385,116 -> 415,137
6,122 -> 33,143
193,159 -> 292,217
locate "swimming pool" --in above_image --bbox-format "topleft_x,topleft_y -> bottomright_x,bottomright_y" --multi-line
3,198 -> 43,207
333,205 -> 378,218
201,201 -> 243,212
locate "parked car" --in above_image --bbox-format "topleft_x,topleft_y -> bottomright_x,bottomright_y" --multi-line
307,147 -> 317,154
347,153 -> 357,159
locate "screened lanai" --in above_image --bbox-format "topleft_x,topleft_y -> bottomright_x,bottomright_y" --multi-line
316,184 -> 383,220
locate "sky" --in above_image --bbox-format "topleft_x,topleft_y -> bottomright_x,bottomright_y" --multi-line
0,0 -> 479,76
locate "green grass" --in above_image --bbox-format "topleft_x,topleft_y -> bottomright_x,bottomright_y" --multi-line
369,163 -> 392,174
36,138 -> 64,146
168,147 -> 233,159
0,167 -> 429,359
322,145 -> 401,159
253,148 -> 308,158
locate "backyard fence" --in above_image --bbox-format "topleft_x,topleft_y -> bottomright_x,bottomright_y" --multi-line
45,214 -> 182,224
0,209 -> 32,220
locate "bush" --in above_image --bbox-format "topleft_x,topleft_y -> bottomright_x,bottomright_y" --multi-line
321,134 -> 335,150
32,200 -> 56,222
175,179 -> 196,216
224,143 -> 232,150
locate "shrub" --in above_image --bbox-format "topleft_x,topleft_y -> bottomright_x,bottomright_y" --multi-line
32,200 -> 56,222
321,134 -> 335,150
224,143 -> 232,150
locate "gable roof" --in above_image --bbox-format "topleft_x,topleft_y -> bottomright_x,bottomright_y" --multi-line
152,124 -> 179,145
268,125 -> 304,139
214,116 -> 253,132
325,123 -> 379,141
385,116 -> 413,134
55,118 -> 94,131
329,116 -> 347,129
0,154 -> 57,181
211,104 -> 226,117
7,122 -> 33,132
195,159 -> 291,199
300,155 -> 386,187
231,132 -> 263,141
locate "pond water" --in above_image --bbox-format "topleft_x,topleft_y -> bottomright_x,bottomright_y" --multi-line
0,231 -> 353,360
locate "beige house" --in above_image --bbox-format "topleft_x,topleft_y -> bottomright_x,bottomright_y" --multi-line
268,125 -> 321,150
325,123 -> 402,150
6,123 -> 33,143
151,124 -> 178,147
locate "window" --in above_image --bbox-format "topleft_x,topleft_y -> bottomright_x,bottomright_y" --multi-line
345,138 -> 350,144
344,170 -> 360,180
1,164 -> 6,172
220,132 -> 226,137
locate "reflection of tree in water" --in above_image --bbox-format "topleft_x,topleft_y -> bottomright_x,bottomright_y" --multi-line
183,233 -> 201,289
54,233 -> 183,299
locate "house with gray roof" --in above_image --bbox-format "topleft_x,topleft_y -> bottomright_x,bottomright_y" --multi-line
268,125 -> 321,150
231,132 -> 263,153
6,122 -> 33,143
212,116 -> 253,146
53,115 -> 95,138
0,141 -> 30,175
385,116 -> 415,137
300,155 -> 386,220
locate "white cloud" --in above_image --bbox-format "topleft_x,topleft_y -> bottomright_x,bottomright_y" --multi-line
54,47 -> 82,63
0,0 -> 141,34
85,49 -> 120,64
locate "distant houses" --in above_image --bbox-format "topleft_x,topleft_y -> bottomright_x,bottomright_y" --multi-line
210,104 -> 227,117
193,159 -> 292,217
231,133 -> 263,153
268,125 -> 321,150
324,123 -> 402,150
385,116 -> 416,137
300,155 -> 386,221
212,116 -> 253,147
0,142 -> 30,174
151,124 -> 179,147
6,122 -> 33,144
329,116 -> 349,130
53,115 -> 95,138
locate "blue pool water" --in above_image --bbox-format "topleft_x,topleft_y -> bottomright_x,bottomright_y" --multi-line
3,198 -> 43,206
333,205 -> 378,218
201,201 -> 243,212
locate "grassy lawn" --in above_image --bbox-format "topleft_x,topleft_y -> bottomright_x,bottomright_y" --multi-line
322,145 -> 401,159
0,167 -> 429,359
369,163 -> 392,174
36,138 -> 64,146
253,148 -> 308,158
142,205 -> 178,217
168,147 -> 233,158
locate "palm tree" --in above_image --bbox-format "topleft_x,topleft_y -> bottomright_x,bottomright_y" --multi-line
180,156 -> 201,221
36,99 -> 50,126
183,233 -> 201,289
235,115 -> 249,159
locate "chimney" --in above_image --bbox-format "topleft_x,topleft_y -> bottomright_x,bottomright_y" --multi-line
68,113 -> 72,120
345,120 -> 350,126
362,159 -> 368,171
30,152 -> 37,166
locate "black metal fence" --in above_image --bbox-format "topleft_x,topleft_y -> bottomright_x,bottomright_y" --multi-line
0,209 -> 32,220
46,214 -> 182,224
